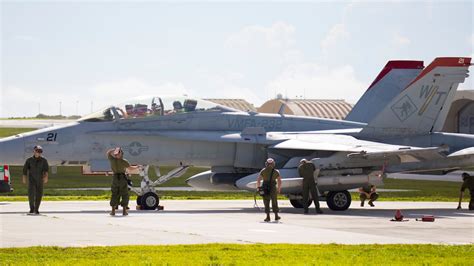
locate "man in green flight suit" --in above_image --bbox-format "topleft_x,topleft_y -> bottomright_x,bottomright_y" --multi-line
257,158 -> 282,222
22,145 -> 49,215
457,172 -> 474,210
298,159 -> 323,214
107,147 -> 139,216
359,184 -> 379,207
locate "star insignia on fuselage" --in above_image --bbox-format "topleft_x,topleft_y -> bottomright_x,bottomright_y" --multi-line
123,141 -> 149,156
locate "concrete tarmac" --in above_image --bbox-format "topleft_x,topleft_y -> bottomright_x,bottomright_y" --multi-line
0,200 -> 472,247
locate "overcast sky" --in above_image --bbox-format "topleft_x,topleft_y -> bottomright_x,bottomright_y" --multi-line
1,1 -> 473,117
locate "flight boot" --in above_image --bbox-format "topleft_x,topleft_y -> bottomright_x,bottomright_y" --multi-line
110,206 -> 116,216
275,213 -> 281,221
123,207 -> 128,216
368,201 -> 375,207
264,214 -> 270,222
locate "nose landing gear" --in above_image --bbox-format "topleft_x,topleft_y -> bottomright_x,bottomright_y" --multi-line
130,165 -> 190,210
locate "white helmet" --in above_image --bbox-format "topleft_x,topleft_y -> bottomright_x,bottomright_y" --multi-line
265,158 -> 275,166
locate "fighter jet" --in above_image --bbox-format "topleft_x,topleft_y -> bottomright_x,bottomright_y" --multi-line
0,57 -> 471,211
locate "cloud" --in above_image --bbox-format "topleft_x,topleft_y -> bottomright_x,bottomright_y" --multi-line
13,35 -> 35,41
320,1 -> 357,55
194,68 -> 264,105
226,21 -> 296,50
0,89 -> 3,118
1,79 -> 188,117
266,63 -> 366,104
281,49 -> 303,64
393,32 -> 411,46
320,23 -> 350,55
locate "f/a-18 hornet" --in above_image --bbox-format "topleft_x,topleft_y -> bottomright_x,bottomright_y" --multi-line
0,57 -> 471,211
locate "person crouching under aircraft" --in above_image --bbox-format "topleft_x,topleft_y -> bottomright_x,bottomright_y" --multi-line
106,147 -> 140,216
359,184 -> 379,207
257,158 -> 282,222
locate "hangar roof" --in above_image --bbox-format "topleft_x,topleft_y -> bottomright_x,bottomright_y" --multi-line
258,99 -> 353,120
205,99 -> 257,112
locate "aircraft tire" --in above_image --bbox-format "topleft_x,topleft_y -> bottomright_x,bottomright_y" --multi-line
136,196 -> 142,206
141,192 -> 159,210
326,190 -> 351,211
289,199 -> 312,209
0,181 -> 11,193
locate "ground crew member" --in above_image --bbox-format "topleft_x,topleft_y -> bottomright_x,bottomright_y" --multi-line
107,147 -> 139,216
22,145 -> 49,215
457,172 -> 474,210
256,158 -> 282,222
298,159 -> 323,214
359,184 -> 378,207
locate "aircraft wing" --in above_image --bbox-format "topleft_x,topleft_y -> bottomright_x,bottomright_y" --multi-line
269,134 -> 447,162
346,146 -> 448,161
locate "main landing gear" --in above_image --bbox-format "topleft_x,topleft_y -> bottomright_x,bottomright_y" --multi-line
288,190 -> 352,211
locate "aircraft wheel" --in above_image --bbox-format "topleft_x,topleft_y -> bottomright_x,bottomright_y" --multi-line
289,199 -> 312,208
326,190 -> 351,211
136,196 -> 142,206
141,192 -> 159,210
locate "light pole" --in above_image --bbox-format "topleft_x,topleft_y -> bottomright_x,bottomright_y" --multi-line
59,101 -> 62,116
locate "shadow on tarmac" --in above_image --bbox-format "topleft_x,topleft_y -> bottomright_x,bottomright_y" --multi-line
1,206 -> 472,219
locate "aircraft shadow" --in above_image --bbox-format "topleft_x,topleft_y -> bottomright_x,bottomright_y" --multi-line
278,207 -> 473,219
0,207 -> 472,218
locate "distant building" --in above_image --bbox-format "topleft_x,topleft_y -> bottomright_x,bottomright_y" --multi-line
258,98 -> 353,120
442,90 -> 474,133
205,99 -> 256,112
208,90 -> 474,133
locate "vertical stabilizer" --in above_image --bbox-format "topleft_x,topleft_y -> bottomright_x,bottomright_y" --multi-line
346,60 -> 424,123
360,57 -> 471,138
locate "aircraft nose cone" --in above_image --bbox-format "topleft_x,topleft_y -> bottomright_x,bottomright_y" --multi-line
0,136 -> 25,165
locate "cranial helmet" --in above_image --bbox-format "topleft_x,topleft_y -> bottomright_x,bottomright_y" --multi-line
265,158 -> 275,167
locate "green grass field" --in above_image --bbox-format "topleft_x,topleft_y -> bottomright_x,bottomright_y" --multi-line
0,127 -> 36,138
0,127 -> 469,202
0,244 -> 472,265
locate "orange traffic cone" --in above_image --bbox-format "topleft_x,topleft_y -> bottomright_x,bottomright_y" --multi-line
394,209 -> 404,221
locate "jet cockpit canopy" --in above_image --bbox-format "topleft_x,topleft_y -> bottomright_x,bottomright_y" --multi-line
79,96 -> 237,122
